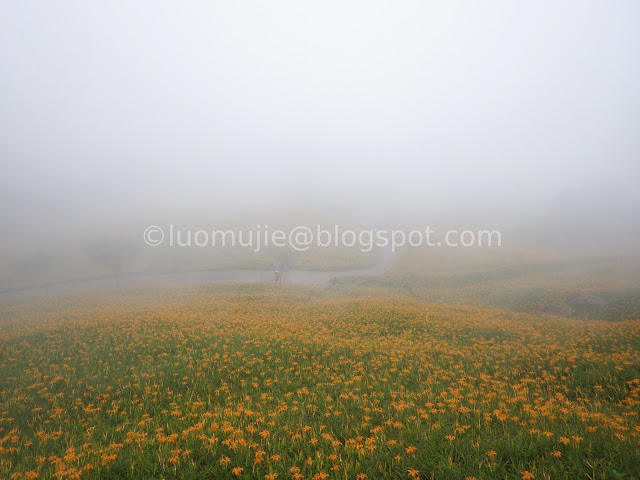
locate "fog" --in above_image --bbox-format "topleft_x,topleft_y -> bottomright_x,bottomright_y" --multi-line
2,1 -> 640,270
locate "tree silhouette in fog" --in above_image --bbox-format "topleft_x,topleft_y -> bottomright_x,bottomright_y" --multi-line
85,235 -> 138,280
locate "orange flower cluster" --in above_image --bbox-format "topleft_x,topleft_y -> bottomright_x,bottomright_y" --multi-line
0,286 -> 638,479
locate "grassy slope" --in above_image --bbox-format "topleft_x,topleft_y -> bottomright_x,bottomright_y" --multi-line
336,245 -> 640,321
1,285 -> 639,479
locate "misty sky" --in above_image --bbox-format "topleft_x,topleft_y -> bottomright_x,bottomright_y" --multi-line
1,1 -> 639,242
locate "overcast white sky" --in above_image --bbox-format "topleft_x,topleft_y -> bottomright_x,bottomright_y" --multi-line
1,1 -> 639,246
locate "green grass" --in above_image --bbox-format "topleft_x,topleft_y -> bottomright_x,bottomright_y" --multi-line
1,285 -> 639,479
336,246 -> 640,321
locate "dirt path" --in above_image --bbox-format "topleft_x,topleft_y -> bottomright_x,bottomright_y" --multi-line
0,247 -> 396,302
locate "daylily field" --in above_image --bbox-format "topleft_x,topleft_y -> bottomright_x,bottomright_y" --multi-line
1,285 -> 639,479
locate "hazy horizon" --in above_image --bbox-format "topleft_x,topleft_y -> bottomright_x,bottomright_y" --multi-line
2,1 -> 639,258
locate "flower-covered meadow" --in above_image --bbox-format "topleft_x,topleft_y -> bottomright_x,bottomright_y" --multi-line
1,286 -> 639,479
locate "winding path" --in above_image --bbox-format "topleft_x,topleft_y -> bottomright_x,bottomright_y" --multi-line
0,247 -> 396,302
